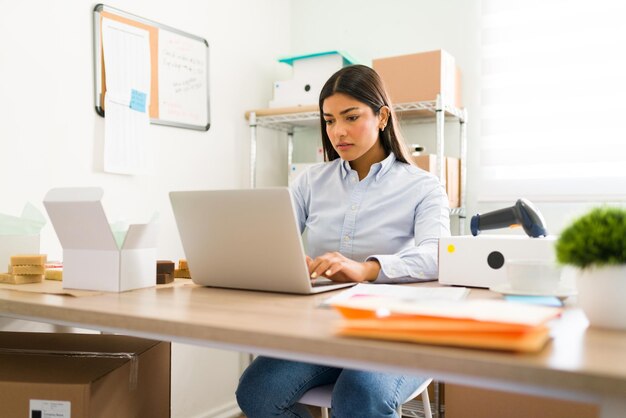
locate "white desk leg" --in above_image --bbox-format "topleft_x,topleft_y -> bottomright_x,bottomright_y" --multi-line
600,396 -> 626,418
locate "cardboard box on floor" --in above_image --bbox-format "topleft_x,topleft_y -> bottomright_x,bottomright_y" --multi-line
373,49 -> 462,109
445,384 -> 598,418
413,154 -> 460,208
43,187 -> 157,292
0,332 -> 171,418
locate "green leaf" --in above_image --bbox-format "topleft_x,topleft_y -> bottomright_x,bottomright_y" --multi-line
555,207 -> 626,269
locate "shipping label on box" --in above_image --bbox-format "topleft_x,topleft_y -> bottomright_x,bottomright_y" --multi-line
43,187 -> 157,292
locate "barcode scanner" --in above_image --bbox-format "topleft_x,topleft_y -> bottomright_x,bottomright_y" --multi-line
470,198 -> 548,238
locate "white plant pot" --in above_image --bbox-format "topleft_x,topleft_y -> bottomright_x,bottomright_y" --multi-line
576,265 -> 626,330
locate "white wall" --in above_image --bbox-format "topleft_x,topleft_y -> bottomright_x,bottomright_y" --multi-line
0,1 -> 290,417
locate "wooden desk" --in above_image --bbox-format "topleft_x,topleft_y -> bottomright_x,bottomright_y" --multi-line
1,282 -> 625,417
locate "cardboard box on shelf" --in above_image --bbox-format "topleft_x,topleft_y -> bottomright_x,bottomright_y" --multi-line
413,154 -> 460,208
43,187 -> 158,292
0,332 -> 171,418
373,49 -> 462,109
446,157 -> 460,208
445,384 -> 598,418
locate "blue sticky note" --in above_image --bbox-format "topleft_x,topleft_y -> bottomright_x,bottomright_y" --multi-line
504,295 -> 563,307
129,89 -> 147,113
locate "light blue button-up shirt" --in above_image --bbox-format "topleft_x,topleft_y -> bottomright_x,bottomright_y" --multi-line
290,152 -> 451,283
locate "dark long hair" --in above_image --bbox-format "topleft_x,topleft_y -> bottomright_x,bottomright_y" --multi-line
318,64 -> 412,164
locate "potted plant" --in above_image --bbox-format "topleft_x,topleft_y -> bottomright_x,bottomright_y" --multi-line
555,207 -> 626,330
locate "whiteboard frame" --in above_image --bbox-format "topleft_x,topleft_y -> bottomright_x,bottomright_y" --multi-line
93,4 -> 211,131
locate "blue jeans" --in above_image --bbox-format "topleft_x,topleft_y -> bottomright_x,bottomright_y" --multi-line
236,356 -> 429,418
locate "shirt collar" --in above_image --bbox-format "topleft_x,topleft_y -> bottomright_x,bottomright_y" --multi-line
376,152 -> 396,181
339,152 -> 397,181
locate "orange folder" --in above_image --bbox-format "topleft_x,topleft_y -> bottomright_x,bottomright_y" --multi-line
332,296 -> 561,353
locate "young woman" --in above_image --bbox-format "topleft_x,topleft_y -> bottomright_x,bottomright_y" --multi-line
236,64 -> 450,417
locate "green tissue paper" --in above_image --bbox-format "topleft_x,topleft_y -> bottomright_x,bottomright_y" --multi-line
0,203 -> 46,235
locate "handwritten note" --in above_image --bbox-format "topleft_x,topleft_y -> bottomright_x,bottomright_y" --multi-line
158,30 -> 208,127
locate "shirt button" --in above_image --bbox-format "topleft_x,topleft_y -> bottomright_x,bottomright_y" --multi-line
351,204 -> 357,211
343,235 -> 350,242
351,176 -> 357,183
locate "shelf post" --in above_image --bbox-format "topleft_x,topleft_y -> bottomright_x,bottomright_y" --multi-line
249,111 -> 257,188
459,108 -> 468,234
287,128 -> 294,182
435,94 -> 446,188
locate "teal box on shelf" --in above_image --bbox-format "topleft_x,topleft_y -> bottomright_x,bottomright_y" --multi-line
270,50 -> 356,108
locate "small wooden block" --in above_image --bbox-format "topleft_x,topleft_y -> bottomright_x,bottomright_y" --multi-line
157,260 -> 175,275
156,273 -> 174,284
178,259 -> 188,270
174,268 -> 191,279
45,269 -> 63,281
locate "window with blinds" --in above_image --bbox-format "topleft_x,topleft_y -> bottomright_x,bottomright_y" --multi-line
480,0 -> 626,201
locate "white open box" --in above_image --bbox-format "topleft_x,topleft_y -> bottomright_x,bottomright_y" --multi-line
43,188 -> 157,292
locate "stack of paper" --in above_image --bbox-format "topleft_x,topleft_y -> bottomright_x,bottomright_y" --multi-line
321,283 -> 469,307
332,297 -> 561,352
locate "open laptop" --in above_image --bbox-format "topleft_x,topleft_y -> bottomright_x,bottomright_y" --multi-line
169,188 -> 356,294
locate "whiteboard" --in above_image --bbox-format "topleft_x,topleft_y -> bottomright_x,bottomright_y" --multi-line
94,4 -> 210,131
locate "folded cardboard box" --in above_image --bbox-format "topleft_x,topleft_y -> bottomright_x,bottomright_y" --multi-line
0,332 -> 170,418
413,154 -> 460,208
373,49 -> 462,109
43,187 -> 157,292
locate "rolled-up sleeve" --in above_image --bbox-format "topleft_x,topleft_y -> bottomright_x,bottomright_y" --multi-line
368,182 -> 451,283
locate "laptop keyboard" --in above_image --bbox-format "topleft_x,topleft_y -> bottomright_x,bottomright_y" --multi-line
312,279 -> 339,288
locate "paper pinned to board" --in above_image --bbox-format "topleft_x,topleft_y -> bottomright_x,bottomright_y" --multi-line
101,17 -> 153,175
